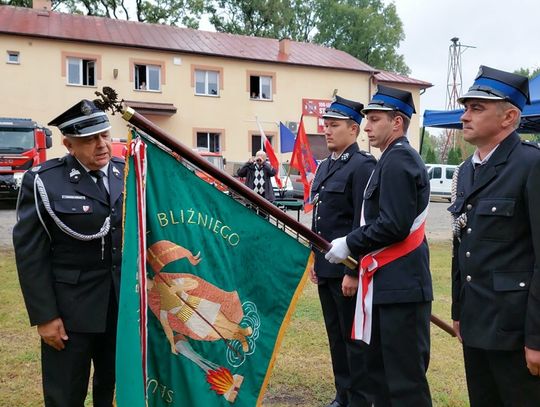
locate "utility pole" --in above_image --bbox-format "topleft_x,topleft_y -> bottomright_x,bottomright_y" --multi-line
441,37 -> 475,162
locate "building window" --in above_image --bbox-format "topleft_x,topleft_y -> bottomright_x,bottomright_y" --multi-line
251,134 -> 274,157
134,64 -> 161,91
67,57 -> 96,86
197,132 -> 221,152
7,51 -> 19,64
250,75 -> 272,100
195,70 -> 219,96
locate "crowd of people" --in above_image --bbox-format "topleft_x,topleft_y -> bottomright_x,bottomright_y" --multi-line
12,64 -> 540,406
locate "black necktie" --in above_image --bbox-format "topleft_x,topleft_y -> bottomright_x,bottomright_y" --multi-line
89,170 -> 109,201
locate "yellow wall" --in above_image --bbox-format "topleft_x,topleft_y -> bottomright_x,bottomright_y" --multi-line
0,34 -> 423,165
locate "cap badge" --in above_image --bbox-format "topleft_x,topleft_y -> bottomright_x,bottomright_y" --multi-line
82,205 -> 90,212
81,101 -> 93,116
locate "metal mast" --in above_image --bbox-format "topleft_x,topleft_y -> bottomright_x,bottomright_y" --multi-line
441,37 -> 475,162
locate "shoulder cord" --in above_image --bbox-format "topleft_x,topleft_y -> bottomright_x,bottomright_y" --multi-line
34,174 -> 111,258
450,163 -> 467,240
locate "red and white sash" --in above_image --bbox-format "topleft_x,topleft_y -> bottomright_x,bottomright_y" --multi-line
351,205 -> 428,344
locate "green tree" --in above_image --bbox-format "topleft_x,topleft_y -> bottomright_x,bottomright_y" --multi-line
425,148 -> 437,164
206,0 -> 409,74
514,66 -> 540,79
0,0 -> 205,27
313,0 -> 409,75
446,147 -> 463,165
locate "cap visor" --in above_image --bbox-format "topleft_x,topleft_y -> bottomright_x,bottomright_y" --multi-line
361,105 -> 394,115
63,124 -> 112,138
458,90 -> 504,104
322,112 -> 350,120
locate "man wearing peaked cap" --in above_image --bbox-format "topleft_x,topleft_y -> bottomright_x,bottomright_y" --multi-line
325,86 -> 433,406
13,99 -> 125,406
449,66 -> 540,406
310,95 -> 376,407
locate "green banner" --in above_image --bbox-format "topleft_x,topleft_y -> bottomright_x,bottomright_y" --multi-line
117,135 -> 310,406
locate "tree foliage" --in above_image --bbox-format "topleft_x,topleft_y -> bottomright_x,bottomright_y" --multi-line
514,66 -> 540,79
205,0 -> 410,74
1,0 -> 205,27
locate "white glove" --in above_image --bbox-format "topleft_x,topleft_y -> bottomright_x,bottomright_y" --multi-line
325,236 -> 351,264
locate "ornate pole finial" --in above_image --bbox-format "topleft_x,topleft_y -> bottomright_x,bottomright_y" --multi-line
94,87 -> 124,115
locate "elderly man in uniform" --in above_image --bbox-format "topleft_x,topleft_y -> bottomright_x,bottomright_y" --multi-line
448,66 -> 540,406
326,86 -> 433,406
310,96 -> 376,407
13,100 -> 124,407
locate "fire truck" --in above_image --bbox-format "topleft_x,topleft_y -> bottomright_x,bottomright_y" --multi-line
0,118 -> 52,199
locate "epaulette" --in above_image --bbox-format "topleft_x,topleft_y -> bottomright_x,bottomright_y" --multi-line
111,156 -> 126,164
358,150 -> 373,158
521,139 -> 540,149
29,156 -> 66,174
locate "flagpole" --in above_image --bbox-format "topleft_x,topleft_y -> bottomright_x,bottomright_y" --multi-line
94,88 -> 455,337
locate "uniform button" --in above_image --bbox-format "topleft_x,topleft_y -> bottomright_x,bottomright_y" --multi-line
466,275 -> 472,282
111,208 -> 116,213
112,226 -> 116,231
321,186 -> 325,190
317,231 -> 321,235
112,247 -> 117,252
112,265 -> 117,270
317,216 -> 321,220
465,251 -> 471,258
519,282 -> 526,287
491,207 -> 497,212
467,228 -> 472,234
466,204 -> 472,210
319,201 -> 323,205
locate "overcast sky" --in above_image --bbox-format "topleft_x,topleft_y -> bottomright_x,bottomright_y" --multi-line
392,0 -> 539,121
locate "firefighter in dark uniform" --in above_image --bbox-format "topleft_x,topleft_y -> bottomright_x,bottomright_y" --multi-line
448,66 -> 540,406
310,96 -> 376,407
13,100 -> 124,407
326,86 -> 433,406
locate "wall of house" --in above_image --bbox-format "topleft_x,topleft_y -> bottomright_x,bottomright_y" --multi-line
0,34 -> 422,166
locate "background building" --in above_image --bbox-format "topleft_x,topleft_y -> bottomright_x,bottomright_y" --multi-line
0,3 -> 431,171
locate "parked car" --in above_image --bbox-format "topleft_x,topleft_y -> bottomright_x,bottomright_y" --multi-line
427,164 -> 457,201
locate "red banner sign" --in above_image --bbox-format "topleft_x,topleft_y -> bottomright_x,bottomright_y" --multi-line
302,98 -> 331,133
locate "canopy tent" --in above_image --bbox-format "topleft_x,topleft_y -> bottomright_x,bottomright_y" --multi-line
422,74 -> 540,133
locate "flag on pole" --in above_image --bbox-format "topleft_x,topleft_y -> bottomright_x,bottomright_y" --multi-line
255,116 -> 282,188
279,122 -> 295,153
117,130 -> 311,407
289,117 -> 318,212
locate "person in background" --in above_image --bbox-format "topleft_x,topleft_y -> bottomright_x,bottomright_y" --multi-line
13,99 -> 124,407
237,150 -> 276,202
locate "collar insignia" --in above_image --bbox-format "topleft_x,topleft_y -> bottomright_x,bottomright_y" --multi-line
31,166 -> 41,172
69,168 -> 81,178
341,153 -> 350,161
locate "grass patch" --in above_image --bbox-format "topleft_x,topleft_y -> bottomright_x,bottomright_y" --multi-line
1,242 -> 468,406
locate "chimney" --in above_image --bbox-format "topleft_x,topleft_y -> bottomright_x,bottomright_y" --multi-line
279,38 -> 291,56
32,0 -> 51,11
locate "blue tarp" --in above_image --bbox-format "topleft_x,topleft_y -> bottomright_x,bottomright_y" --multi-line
423,75 -> 540,133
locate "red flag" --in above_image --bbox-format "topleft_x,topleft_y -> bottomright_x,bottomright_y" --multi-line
290,117 -> 317,212
256,117 -> 282,188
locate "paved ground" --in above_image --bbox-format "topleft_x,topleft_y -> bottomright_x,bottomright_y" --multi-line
0,199 -> 452,250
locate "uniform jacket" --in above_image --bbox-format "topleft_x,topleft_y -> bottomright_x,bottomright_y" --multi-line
237,161 -> 276,201
13,154 -> 124,333
448,132 -> 540,350
346,137 -> 433,305
311,143 -> 376,278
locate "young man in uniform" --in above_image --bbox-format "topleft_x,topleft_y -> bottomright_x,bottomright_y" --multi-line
449,66 -> 540,406
13,100 -> 124,407
326,86 -> 433,406
310,96 -> 376,407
